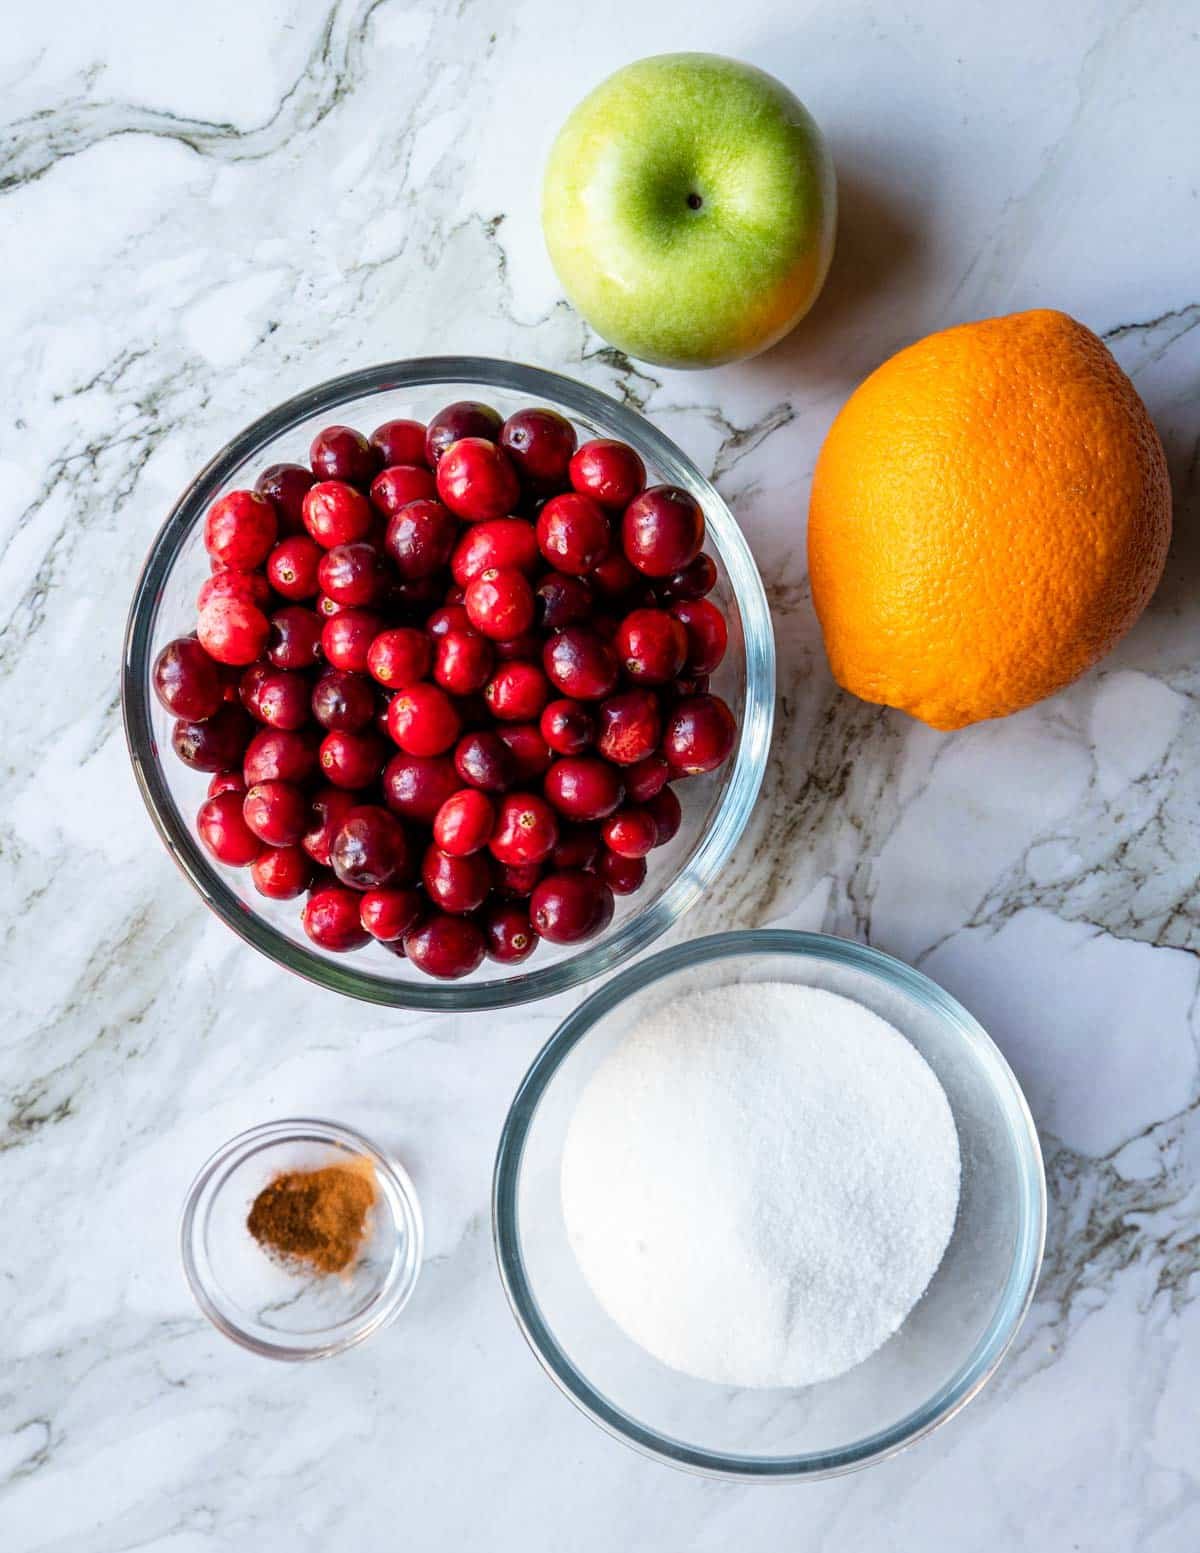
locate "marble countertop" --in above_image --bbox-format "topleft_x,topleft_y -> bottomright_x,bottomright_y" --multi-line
3,0 -> 1197,1547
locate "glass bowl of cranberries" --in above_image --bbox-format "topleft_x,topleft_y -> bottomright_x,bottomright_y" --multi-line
123,359 -> 774,1008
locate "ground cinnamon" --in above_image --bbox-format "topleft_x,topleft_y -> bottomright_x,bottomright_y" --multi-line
247,1156 -> 377,1275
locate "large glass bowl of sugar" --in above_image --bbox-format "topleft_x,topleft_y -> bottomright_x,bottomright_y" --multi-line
493,929 -> 1046,1479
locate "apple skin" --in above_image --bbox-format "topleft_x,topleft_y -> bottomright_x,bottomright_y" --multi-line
542,53 -> 837,370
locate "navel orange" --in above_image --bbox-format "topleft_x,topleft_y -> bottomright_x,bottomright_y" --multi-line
807,309 -> 1171,730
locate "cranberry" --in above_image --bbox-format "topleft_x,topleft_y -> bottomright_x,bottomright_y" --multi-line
465,567 -> 535,641
671,598 -> 727,674
434,629 -> 494,695
425,401 -> 503,464
540,698 -> 594,755
244,727 -> 317,786
383,752 -> 460,822
153,637 -> 223,719
492,630 -> 541,663
402,914 -> 485,979
360,886 -> 422,941
484,662 -> 549,722
302,785 -> 357,866
370,463 -> 437,517
384,498 -> 458,579
661,552 -> 718,602
243,780 -> 309,846
663,694 -> 736,775
500,408 -> 577,491
255,463 -> 315,535
622,486 -> 705,577
530,871 -> 614,944
451,518 -> 539,584
303,883 -> 371,951
197,570 -> 273,613
367,627 -> 433,689
319,728 -> 387,788
433,789 -> 495,856
602,807 -> 658,859
198,597 -> 270,666
317,542 -> 386,607
543,626 -> 618,701
544,757 -> 624,822
321,609 -> 382,673
310,424 -> 380,487
172,704 -> 253,771
303,481 -> 373,547
454,730 -> 515,793
370,418 -> 428,469
600,850 -> 647,895
625,752 -> 670,802
386,684 -> 461,757
422,845 -> 491,914
589,550 -> 641,600
251,844 -> 311,899
646,785 -> 683,845
535,573 -> 593,630
311,669 -> 375,732
494,861 -> 543,899
483,902 -> 537,964
208,770 -> 247,798
427,603 -> 472,639
204,489 -> 277,571
240,664 -> 310,730
615,608 -> 688,684
536,492 -> 611,576
569,439 -> 646,508
552,822 -> 602,872
436,438 -> 520,522
596,689 -> 661,766
392,575 -> 444,613
267,535 -> 322,600
495,723 -> 552,783
267,605 -> 324,670
489,792 -> 559,865
197,790 -> 261,866
317,593 -> 350,619
331,806 -> 411,889
669,673 -> 710,703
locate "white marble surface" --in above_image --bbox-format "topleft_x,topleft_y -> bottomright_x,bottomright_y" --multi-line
2,0 -> 1198,1546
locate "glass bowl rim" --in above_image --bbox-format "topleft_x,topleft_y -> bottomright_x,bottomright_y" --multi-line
492,928 -> 1047,1480
179,1115 -> 423,1361
122,356 -> 775,1011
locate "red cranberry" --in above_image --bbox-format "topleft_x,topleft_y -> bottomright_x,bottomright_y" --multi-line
492,630 -> 541,662
302,785 -> 357,866
600,850 -> 647,895
197,790 -> 261,866
383,753 -> 460,822
663,694 -> 736,775
569,439 -> 646,508
386,684 -> 461,757
425,401 -> 503,464
465,567 -> 535,640
530,871 -> 614,944
552,822 -> 602,871
540,698 -> 594,755
500,408 -> 577,490
310,424 -> 380,487
360,886 -> 422,941
198,598 -> 270,666
402,914 -> 486,979
255,463 -> 315,535
615,608 -> 688,684
661,552 -> 718,602
303,883 -> 371,951
321,609 -> 382,672
496,723 -> 552,783
240,664 -> 310,730
602,807 -> 658,859
433,789 -> 495,855
454,730 -> 515,793
331,806 -> 411,889
544,757 -> 624,821
197,570 -> 273,613
671,598 -> 727,674
172,704 -> 253,771
536,493 -> 611,576
317,592 -> 350,619
251,844 -> 312,899
535,573 -> 593,630
384,498 -> 458,579
494,861 -> 543,899
451,518 -> 539,584
622,486 -> 705,577
319,728 -> 387,788
267,534 -> 322,600
625,752 -> 670,802
543,627 -> 619,701
204,489 -> 277,571
267,605 -> 324,670
589,550 -> 641,600
370,418 -> 428,468
369,463 -> 437,516
436,438 -> 519,522
367,627 -> 433,689
317,542 -> 386,607
208,770 -> 246,798
433,629 -> 493,695
422,845 -> 491,914
426,603 -> 472,639
303,481 -> 373,547
596,689 -> 661,766
646,785 -> 683,845
484,902 -> 538,964
153,637 -> 223,719
311,668 -> 375,732
244,727 -> 317,786
484,662 -> 549,722
243,780 -> 309,846
489,793 -> 559,865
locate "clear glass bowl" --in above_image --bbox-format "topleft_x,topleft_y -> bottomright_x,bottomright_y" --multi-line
180,1118 -> 422,1359
493,930 -> 1046,1479
122,359 -> 774,1009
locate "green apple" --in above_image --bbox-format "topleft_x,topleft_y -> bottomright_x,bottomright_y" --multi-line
542,53 -> 836,369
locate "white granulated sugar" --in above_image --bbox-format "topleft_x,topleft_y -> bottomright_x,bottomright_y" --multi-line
560,982 -> 961,1388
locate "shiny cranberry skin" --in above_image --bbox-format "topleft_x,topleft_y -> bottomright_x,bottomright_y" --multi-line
615,608 -> 688,684
369,462 -> 437,517
535,573 -> 593,630
317,542 -> 386,607
465,567 -> 535,641
489,792 -> 559,865
197,791 -> 261,866
543,627 -> 618,701
433,789 -> 495,856
266,534 -> 321,600
366,627 -> 432,690
310,425 -> 380,487
552,822 -> 602,872
244,727 -> 317,786
602,807 -> 658,859
530,871 -> 615,944
370,418 -> 428,469
661,552 -> 718,602
425,401 -> 503,465
496,723 -> 552,783
544,757 -> 624,822
321,610 -> 382,672
422,845 -> 490,913
663,694 -> 736,775
494,860 -> 542,899
153,636 -> 223,719
403,913 -> 486,979
197,569 -> 273,613
622,486 -> 704,577
536,493 -> 611,576
384,498 -> 458,579
319,728 -> 387,788
383,753 -> 460,821
500,408 -> 577,490
204,489 -> 277,570
589,550 -> 641,601
436,438 -> 519,522
600,850 -> 647,895
540,698 -> 594,755
256,462 -> 315,534
198,598 -> 270,666
646,785 -> 683,845
331,806 -> 411,889
302,481 -> 373,547
569,439 -> 646,508
208,770 -> 246,798
303,883 -> 370,951
597,689 -> 661,766
426,603 -> 472,639
172,704 -> 253,772
243,780 -> 309,846
386,685 -> 461,757
302,785 -> 357,866
240,664 -> 310,730
484,662 -> 549,722
267,606 -> 324,670
453,730 -> 515,793
360,885 -> 422,941
484,902 -> 537,964
311,669 -> 375,732
433,629 -> 493,695
451,518 -> 539,584
671,598 -> 727,674
251,843 -> 311,899
625,752 -> 670,802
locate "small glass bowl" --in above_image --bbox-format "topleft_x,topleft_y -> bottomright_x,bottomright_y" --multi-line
493,930 -> 1046,1479
181,1118 -> 422,1360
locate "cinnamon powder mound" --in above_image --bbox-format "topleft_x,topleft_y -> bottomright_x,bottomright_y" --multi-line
247,1156 -> 377,1275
